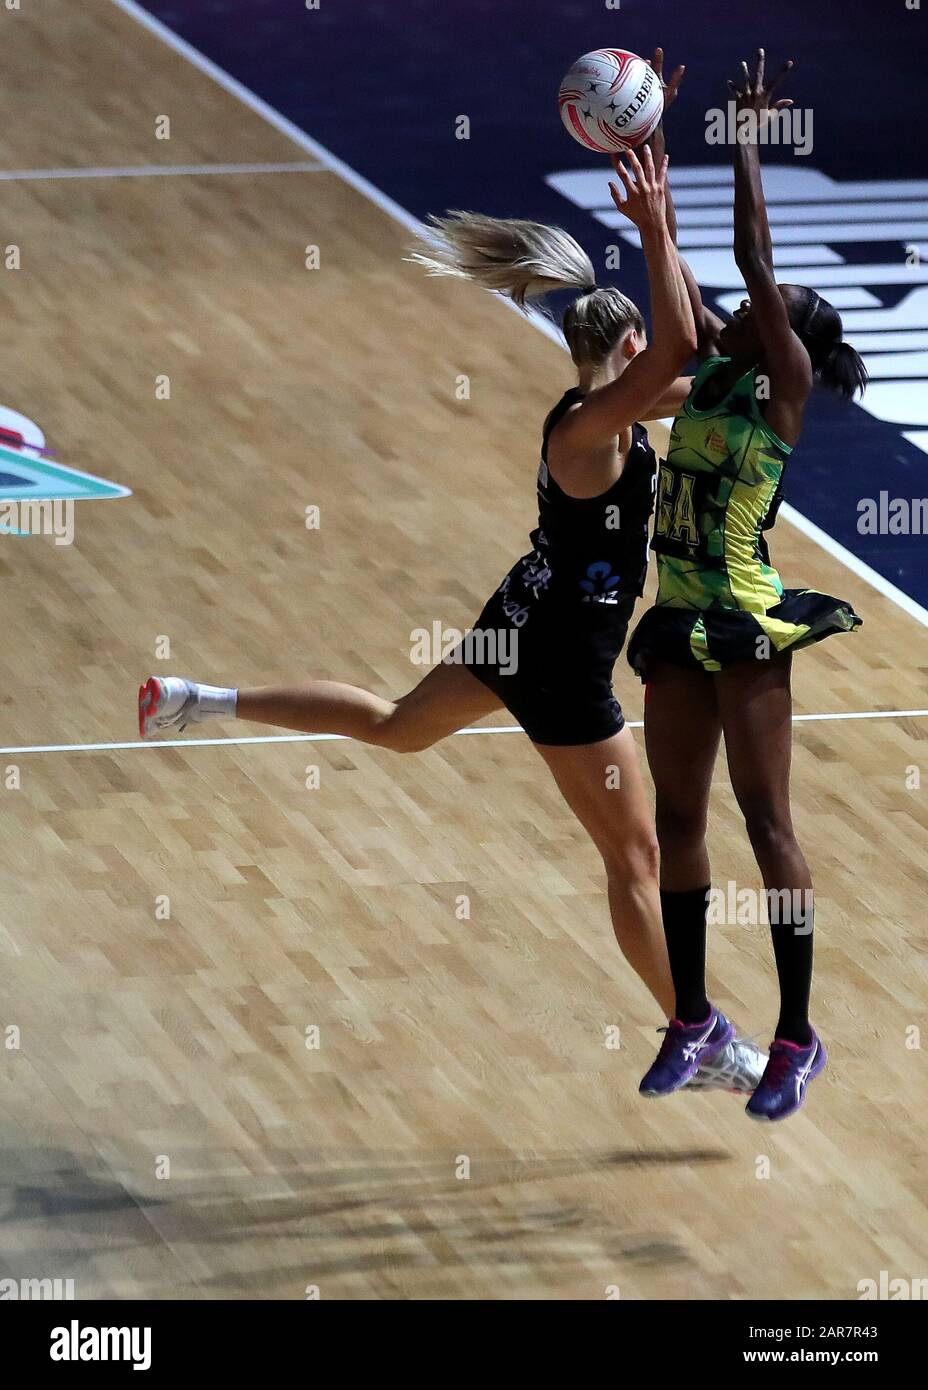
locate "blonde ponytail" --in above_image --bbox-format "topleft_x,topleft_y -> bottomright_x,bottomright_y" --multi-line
407,210 -> 597,308
408,209 -> 645,367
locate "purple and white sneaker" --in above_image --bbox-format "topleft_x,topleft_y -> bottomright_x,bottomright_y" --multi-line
745,1032 -> 827,1122
639,1006 -> 735,1097
688,1035 -> 767,1095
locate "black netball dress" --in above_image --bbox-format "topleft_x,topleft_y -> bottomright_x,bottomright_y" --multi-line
460,387 -> 657,745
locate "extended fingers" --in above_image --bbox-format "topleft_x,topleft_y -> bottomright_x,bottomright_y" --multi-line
767,58 -> 795,96
624,145 -> 645,188
667,63 -> 686,93
731,51 -> 793,100
607,180 -> 625,209
611,161 -> 634,199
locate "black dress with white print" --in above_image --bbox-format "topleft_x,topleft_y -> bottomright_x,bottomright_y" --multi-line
460,388 -> 657,746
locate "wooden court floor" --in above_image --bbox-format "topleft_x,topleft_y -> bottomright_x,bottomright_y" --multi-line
0,0 -> 925,1299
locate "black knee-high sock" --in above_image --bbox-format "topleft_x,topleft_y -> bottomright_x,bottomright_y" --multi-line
660,886 -> 711,1024
769,894 -> 814,1046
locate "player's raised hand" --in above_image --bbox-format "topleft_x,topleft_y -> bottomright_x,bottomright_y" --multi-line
609,144 -> 669,233
728,47 -> 794,115
650,46 -> 685,112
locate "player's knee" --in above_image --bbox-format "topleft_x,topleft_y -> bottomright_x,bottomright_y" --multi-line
655,800 -> 707,852
739,799 -> 794,856
390,729 -> 436,753
602,827 -> 660,885
370,707 -> 435,754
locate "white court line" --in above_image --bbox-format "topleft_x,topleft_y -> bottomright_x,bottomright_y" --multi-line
2,707 -> 926,756
108,0 -> 565,357
110,0 -> 928,633
0,161 -> 325,182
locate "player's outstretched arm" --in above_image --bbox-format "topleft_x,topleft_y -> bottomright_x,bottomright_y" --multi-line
557,144 -> 696,449
645,46 -> 725,369
730,49 -> 811,441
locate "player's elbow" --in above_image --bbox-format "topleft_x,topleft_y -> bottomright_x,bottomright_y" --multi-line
650,339 -> 695,381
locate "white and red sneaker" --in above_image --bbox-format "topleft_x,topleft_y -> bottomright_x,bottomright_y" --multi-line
138,676 -> 201,739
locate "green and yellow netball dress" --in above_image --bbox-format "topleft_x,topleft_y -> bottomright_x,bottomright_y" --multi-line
628,356 -> 861,678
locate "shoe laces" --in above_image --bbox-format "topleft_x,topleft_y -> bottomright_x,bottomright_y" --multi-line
655,1021 -> 702,1064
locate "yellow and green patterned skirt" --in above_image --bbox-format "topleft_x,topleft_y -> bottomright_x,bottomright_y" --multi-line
627,588 -> 861,679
